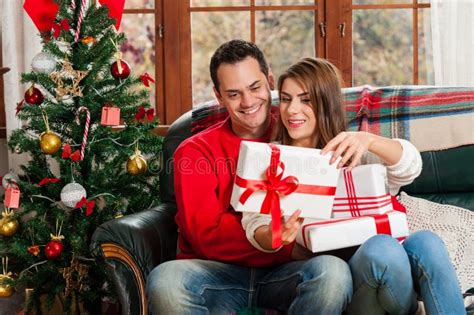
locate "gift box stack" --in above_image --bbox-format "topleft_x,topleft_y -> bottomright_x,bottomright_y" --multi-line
231,141 -> 409,252
296,164 -> 409,253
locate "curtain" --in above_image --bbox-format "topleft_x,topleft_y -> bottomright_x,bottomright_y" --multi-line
431,0 -> 474,86
1,0 -> 41,172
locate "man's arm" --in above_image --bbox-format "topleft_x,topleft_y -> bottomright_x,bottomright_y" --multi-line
174,142 -> 292,267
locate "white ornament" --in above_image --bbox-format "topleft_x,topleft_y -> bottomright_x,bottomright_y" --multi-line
31,52 -> 57,74
2,172 -> 19,188
60,182 -> 87,208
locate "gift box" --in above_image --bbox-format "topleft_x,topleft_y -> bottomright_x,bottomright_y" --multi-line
231,141 -> 340,219
100,106 -> 121,126
297,210 -> 409,253
332,164 -> 393,218
4,187 -> 20,209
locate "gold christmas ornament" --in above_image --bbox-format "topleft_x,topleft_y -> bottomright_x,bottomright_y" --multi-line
0,257 -> 14,298
40,131 -> 62,154
126,146 -> 147,175
0,210 -> 19,237
40,111 -> 62,155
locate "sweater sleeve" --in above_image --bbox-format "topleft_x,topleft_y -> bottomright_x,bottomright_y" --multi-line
385,139 -> 422,194
361,139 -> 422,195
241,212 -> 282,253
174,142 -> 292,266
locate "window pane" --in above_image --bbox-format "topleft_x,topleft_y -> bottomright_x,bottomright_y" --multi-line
256,0 -> 316,5
191,0 -> 249,7
121,14 -> 156,108
256,10 -> 315,79
418,8 -> 434,85
191,12 -> 250,105
353,9 -> 413,86
353,0 -> 411,4
125,0 -> 154,9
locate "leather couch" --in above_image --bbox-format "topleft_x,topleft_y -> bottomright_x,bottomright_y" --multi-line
90,90 -> 474,315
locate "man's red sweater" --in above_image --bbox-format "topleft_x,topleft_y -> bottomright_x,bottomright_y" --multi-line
174,117 -> 293,267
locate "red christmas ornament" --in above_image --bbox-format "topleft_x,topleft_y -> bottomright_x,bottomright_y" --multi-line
110,60 -> 130,79
24,86 -> 44,105
45,240 -> 63,260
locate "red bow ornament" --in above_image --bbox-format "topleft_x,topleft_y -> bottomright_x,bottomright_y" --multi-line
61,144 -> 81,162
140,73 -> 156,87
38,177 -> 61,186
52,18 -> 70,38
24,0 -> 125,31
135,106 -> 154,122
75,197 -> 96,216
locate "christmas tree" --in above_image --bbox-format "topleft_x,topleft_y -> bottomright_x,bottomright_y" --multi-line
0,0 -> 162,312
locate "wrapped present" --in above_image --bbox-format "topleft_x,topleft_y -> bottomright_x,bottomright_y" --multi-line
100,106 -> 121,126
231,141 -> 340,248
297,210 -> 409,253
332,164 -> 393,218
4,187 -> 20,209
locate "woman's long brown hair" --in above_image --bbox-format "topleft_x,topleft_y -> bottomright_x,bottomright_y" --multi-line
272,57 -> 347,148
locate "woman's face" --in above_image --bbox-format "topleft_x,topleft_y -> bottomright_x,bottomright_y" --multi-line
279,77 -> 317,148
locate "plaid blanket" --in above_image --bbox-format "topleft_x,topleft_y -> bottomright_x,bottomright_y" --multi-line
191,86 -> 474,152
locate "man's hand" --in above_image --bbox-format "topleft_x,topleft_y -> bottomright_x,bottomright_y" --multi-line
282,209 -> 304,245
254,209 -> 303,251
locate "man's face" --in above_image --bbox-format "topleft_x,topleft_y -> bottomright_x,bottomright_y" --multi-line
214,57 -> 273,139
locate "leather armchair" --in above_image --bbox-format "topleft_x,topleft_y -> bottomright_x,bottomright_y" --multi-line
90,111 -> 192,315
90,106 -> 474,315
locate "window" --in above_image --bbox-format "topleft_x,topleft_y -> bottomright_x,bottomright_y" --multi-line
122,0 -> 432,128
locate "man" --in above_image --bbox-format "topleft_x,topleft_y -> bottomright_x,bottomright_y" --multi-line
146,39 -> 352,314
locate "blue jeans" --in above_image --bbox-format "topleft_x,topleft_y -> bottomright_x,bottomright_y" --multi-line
347,230 -> 466,315
146,255 -> 352,314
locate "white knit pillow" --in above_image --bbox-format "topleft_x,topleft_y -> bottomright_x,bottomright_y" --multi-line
399,192 -> 474,292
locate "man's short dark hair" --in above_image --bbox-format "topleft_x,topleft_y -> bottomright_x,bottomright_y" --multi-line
210,39 -> 269,93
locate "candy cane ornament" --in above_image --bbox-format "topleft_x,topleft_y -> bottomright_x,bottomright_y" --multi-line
71,0 -> 76,10
74,0 -> 87,42
76,106 -> 90,161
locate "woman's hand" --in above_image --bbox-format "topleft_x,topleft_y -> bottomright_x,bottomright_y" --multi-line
321,131 -> 375,170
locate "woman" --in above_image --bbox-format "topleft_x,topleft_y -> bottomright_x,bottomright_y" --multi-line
242,57 -> 466,314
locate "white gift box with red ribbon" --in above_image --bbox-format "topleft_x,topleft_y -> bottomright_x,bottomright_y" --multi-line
297,210 -> 409,253
332,164 -> 393,218
231,141 -> 340,219
231,141 -> 340,248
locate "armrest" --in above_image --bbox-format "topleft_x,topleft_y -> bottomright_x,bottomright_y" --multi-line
90,202 -> 178,315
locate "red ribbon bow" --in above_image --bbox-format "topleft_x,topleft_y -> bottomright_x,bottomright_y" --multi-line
140,73 -> 156,87
135,106 -> 154,122
75,197 -> 96,216
52,18 -> 70,38
236,144 -> 299,249
39,177 -> 61,186
62,144 -> 81,162
24,0 -> 125,32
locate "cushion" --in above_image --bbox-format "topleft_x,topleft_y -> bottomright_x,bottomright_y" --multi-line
399,192 -> 474,292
